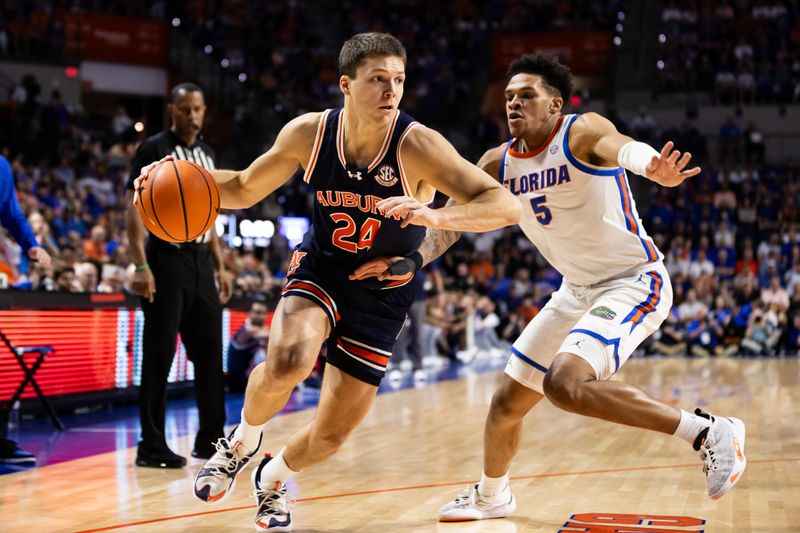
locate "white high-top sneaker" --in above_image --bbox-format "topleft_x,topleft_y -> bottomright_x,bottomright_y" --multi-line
252,456 -> 293,532
693,409 -> 747,500
437,483 -> 516,522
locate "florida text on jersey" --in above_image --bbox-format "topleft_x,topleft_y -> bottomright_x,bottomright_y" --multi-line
500,114 -> 663,286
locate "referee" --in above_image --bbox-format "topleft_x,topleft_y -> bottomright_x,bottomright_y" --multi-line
125,83 -> 232,468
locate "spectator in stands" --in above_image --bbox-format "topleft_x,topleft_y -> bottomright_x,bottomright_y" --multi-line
744,121 -> 766,163
473,296 -> 505,354
226,302 -> 270,393
469,251 -> 495,288
111,106 -> 133,138
28,211 -> 59,258
74,261 -> 98,292
53,266 -> 76,292
735,246 -> 759,276
83,225 -> 109,263
678,288 -> 708,323
785,312 -> 800,355
786,262 -> 800,297
97,264 -> 124,293
689,249 -> 715,278
0,154 -> 50,464
686,309 -> 719,357
762,275 -> 790,312
651,310 -> 688,356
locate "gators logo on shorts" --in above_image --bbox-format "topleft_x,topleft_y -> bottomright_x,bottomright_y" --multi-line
590,306 -> 617,320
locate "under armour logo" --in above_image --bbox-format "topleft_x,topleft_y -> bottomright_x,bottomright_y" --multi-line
347,170 -> 363,180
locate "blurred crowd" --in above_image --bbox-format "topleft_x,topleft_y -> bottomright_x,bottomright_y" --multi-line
1,1 -> 798,358
657,0 -> 800,104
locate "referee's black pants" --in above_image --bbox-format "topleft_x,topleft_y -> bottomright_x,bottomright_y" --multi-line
139,243 -> 225,453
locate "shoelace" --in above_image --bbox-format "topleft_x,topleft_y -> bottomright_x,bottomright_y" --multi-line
453,485 -> 476,506
699,442 -> 718,475
205,438 -> 244,475
252,485 -> 295,516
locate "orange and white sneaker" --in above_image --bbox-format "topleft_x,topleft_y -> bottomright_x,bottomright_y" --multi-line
693,409 -> 747,500
437,484 -> 516,522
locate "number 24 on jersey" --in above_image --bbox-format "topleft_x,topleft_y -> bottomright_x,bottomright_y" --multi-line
330,213 -> 381,253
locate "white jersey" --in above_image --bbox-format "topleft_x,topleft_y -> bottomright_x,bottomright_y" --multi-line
500,113 -> 663,286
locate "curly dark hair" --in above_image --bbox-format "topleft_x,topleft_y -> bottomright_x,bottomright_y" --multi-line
506,53 -> 574,101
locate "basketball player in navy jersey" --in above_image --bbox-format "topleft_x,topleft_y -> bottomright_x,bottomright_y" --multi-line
356,53 -> 746,521
135,33 -> 520,531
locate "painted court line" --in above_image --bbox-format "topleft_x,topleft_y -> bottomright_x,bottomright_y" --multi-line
74,456 -> 799,532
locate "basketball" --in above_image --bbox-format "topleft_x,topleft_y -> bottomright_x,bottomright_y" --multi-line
135,159 -> 220,243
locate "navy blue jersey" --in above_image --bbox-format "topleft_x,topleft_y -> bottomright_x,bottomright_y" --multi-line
297,107 -> 428,287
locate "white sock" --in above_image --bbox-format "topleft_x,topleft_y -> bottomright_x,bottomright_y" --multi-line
477,472 -> 509,499
232,410 -> 266,453
259,448 -> 299,487
673,409 -> 712,445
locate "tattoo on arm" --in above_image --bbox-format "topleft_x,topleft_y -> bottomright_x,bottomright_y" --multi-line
419,227 -> 461,266
418,198 -> 463,265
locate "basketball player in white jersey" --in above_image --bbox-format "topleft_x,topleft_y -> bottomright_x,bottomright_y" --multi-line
352,53 -> 747,519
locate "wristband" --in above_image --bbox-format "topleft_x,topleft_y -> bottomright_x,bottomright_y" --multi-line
617,140 -> 660,177
135,263 -> 150,272
408,251 -> 423,272
387,251 -> 423,276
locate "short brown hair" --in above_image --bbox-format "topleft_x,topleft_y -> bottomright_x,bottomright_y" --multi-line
339,32 -> 407,77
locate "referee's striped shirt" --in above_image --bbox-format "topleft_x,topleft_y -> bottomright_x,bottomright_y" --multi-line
128,130 -> 217,244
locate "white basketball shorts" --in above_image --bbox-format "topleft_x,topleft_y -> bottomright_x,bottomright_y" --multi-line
505,262 -> 672,393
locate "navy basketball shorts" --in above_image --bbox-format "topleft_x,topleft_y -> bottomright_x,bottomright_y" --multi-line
281,251 -> 413,386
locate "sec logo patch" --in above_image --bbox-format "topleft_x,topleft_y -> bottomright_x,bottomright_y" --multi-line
374,164 -> 399,187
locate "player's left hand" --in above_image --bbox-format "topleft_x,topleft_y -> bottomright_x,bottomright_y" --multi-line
646,141 -> 701,187
376,196 -> 441,228
28,246 -> 51,267
349,256 -> 408,281
217,269 -> 233,304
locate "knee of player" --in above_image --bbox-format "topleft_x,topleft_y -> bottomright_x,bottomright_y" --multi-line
489,386 -> 527,422
264,344 -> 313,383
542,367 -> 585,410
311,426 -> 350,453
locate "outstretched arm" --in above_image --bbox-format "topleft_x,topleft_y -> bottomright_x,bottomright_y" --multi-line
572,112 -> 701,187
379,127 -> 519,231
416,145 -> 505,265
208,113 -> 316,208
350,145 -> 506,281
133,113 -> 318,210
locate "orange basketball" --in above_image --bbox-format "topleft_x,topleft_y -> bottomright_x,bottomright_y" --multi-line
135,160 -> 220,243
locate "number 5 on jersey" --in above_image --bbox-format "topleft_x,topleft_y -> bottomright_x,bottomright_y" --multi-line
331,213 -> 382,253
530,195 -> 552,225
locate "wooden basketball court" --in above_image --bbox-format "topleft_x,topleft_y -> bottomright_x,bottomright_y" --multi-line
1,358 -> 798,532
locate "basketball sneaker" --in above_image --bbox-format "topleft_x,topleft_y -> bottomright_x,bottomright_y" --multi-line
0,439 -> 36,464
692,409 -> 747,500
437,484 -> 516,522
193,427 -> 262,504
252,456 -> 293,532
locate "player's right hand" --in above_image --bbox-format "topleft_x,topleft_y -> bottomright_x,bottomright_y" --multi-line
132,268 -> 156,303
132,155 -> 174,206
350,256 -> 409,281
